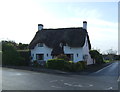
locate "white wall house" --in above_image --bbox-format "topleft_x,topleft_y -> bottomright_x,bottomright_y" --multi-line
29,21 -> 93,65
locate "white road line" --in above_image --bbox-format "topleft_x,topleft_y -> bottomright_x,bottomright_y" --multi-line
50,80 -> 58,83
64,83 -> 72,86
51,85 -> 61,88
107,87 -> 113,90
117,76 -> 120,82
95,63 -> 114,73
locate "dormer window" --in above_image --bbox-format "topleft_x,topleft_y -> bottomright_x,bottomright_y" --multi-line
38,43 -> 43,47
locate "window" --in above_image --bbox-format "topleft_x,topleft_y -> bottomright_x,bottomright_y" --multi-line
36,54 -> 44,60
77,53 -> 78,57
83,54 -> 88,61
66,54 -> 73,61
47,54 -> 48,57
38,43 -> 43,47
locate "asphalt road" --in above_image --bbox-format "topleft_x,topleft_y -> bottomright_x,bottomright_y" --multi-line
1,61 -> 119,90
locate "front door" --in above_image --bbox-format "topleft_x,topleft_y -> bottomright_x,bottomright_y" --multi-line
66,54 -> 73,61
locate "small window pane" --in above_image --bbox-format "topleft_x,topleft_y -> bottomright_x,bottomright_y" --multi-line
38,43 -> 43,47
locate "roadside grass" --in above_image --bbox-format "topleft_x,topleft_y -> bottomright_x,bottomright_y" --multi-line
104,60 -> 111,63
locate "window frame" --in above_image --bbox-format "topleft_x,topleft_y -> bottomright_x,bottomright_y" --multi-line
38,43 -> 43,47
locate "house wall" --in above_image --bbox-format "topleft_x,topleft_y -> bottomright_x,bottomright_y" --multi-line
31,44 -> 52,62
82,36 -> 93,65
30,37 -> 93,65
64,46 -> 83,62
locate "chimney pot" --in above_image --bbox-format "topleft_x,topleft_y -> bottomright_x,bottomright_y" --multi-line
38,24 -> 43,30
83,21 -> 87,30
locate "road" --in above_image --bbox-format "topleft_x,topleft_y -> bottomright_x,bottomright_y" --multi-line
1,61 -> 119,90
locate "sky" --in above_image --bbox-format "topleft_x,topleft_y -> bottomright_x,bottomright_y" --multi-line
0,0 -> 119,54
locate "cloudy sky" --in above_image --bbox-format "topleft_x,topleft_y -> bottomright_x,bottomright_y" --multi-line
0,0 -> 118,54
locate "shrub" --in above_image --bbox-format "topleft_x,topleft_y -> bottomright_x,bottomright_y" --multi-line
71,61 -> 86,72
56,54 -> 70,61
90,50 -> 104,64
32,60 -> 40,67
2,42 -> 24,66
18,50 -> 30,66
46,59 -> 66,70
46,58 -> 86,72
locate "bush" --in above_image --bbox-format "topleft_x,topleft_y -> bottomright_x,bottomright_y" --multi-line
18,50 -> 30,66
90,50 -> 104,64
70,61 -> 86,72
32,60 -> 40,67
2,42 -> 24,66
46,59 -> 86,72
46,59 -> 66,70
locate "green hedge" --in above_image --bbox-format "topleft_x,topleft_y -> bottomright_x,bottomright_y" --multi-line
46,59 -> 86,72
17,50 -> 30,66
2,41 -> 30,66
46,59 -> 66,70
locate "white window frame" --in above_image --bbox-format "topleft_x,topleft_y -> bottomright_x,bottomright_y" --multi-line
38,43 -> 43,47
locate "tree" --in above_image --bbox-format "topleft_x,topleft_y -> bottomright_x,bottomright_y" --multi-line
89,50 -> 104,64
2,41 -> 24,66
18,43 -> 28,50
106,49 -> 117,60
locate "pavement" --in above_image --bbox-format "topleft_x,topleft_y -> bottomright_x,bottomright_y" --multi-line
1,61 -> 119,90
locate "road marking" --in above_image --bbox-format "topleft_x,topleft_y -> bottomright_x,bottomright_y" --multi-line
95,63 -> 114,73
51,86 -> 61,88
64,83 -> 72,86
64,83 -> 93,88
107,87 -> 113,90
50,80 -> 58,83
74,84 -> 83,87
16,73 -> 22,75
89,84 -> 93,87
117,76 -> 120,82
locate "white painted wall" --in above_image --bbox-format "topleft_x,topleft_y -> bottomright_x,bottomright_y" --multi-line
30,37 -> 93,65
82,36 -> 93,65
64,45 -> 83,62
31,44 -> 52,62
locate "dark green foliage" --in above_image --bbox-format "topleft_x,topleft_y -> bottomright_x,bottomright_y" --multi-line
18,50 -> 30,66
46,59 -> 65,70
2,41 -> 24,66
18,43 -> 28,50
46,59 -> 86,72
89,50 -> 104,64
32,60 -> 40,67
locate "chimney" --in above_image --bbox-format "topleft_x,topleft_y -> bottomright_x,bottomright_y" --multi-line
38,24 -> 43,31
83,21 -> 87,30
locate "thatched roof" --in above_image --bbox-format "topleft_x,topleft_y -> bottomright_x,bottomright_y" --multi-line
29,27 -> 91,55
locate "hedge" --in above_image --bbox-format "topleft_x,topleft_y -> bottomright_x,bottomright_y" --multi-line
17,50 -> 30,66
46,59 -> 86,72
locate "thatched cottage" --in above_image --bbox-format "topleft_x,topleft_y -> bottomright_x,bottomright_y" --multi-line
29,21 -> 93,65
